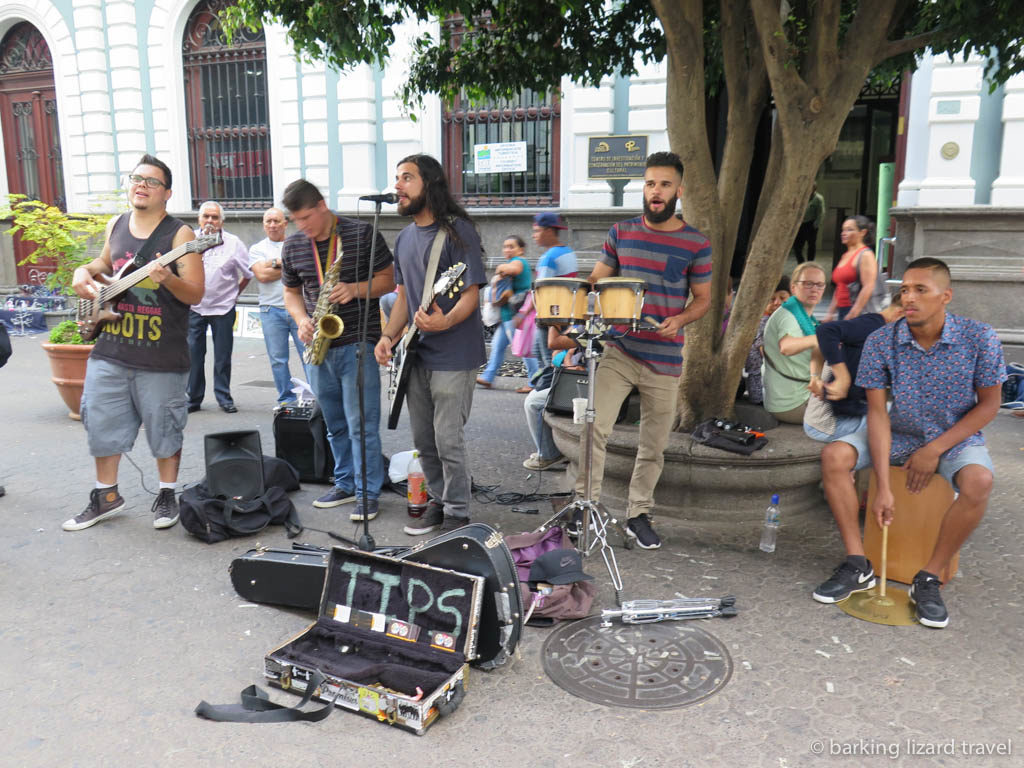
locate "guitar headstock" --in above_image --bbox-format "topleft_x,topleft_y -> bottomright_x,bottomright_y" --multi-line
433,261 -> 468,298
189,230 -> 224,253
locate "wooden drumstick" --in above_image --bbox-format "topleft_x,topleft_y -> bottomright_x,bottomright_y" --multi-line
642,315 -> 661,330
880,524 -> 888,598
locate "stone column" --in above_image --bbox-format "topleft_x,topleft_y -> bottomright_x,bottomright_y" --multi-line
916,54 -> 984,206
990,73 -> 1024,206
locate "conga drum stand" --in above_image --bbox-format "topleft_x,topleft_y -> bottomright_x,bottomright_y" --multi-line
536,293 -> 630,605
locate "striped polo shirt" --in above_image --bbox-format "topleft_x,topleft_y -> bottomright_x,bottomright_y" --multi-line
280,215 -> 393,348
600,216 -> 712,376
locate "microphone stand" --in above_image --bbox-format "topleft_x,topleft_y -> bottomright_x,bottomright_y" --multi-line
354,200 -> 388,551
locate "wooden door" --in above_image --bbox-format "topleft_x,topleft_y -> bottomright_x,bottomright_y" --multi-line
0,21 -> 64,286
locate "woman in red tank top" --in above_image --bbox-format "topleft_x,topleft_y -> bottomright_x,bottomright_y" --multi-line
825,215 -> 878,321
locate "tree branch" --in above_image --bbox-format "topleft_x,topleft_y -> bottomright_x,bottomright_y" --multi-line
807,0 -> 840,89
877,30 -> 938,65
749,0 -> 806,112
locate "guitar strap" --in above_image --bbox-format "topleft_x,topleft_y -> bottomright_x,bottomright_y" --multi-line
127,213 -> 182,270
419,227 -> 448,311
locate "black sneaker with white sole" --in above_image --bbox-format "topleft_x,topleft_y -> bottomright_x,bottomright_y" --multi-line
626,513 -> 662,549
812,558 -> 876,603
403,506 -> 443,536
909,571 -> 949,628
152,488 -> 180,529
62,487 -> 126,531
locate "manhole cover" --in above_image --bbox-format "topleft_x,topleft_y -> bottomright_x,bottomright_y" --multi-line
541,616 -> 732,709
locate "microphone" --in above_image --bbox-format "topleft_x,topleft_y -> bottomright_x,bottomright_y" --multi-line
359,193 -> 398,204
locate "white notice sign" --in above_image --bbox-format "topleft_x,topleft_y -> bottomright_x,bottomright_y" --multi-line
474,142 -> 527,173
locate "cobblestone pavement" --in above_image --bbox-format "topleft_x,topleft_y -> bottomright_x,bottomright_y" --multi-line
1,333 -> 1022,767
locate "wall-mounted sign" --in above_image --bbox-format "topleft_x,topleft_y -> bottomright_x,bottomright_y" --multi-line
587,135 -> 648,179
473,142 -> 527,173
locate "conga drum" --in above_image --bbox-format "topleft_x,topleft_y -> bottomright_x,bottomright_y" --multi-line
864,466 -> 960,584
595,277 -> 647,327
533,277 -> 589,327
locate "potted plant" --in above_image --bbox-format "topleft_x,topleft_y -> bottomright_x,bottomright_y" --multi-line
40,319 -> 93,420
0,194 -> 110,327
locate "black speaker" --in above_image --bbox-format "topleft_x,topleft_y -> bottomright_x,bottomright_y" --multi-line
544,369 -> 633,424
204,430 -> 265,500
273,403 -> 334,484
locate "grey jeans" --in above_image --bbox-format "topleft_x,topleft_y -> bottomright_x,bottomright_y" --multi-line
405,365 -> 476,519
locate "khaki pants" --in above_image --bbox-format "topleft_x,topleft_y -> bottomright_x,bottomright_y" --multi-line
573,345 -> 679,518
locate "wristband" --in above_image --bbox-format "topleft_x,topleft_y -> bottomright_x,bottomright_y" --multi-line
380,333 -> 393,343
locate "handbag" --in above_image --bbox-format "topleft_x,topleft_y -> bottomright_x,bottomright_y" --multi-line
847,248 -> 889,313
510,310 -> 536,357
804,364 -> 838,437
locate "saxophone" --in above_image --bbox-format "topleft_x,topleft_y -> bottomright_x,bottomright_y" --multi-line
303,252 -> 346,365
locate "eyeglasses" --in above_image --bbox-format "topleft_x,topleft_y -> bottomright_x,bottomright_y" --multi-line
795,281 -> 826,289
127,174 -> 166,189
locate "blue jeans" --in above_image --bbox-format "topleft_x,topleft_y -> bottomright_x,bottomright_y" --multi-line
480,319 -> 514,383
260,305 -> 306,403
305,342 -> 383,500
524,387 -> 560,459
187,309 -> 235,407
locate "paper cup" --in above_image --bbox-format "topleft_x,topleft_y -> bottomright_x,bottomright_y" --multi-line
572,397 -> 588,424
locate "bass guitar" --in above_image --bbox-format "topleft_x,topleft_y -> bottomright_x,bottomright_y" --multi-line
76,231 -> 222,341
386,262 -> 467,429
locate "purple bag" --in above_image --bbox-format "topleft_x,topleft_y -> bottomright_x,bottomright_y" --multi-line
504,526 -> 571,584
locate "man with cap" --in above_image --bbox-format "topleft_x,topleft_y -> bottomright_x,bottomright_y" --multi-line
525,212 -> 578,376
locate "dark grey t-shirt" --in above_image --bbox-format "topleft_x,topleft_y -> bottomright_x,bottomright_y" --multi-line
393,218 -> 486,370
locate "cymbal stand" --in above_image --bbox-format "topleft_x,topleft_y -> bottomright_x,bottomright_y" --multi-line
537,291 -> 628,604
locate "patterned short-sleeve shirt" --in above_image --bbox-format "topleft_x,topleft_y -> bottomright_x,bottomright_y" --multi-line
856,314 -> 1006,462
599,216 -> 712,376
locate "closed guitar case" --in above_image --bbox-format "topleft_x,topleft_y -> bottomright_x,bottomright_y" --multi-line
228,523 -> 522,670
399,523 -> 522,670
230,545 -> 330,611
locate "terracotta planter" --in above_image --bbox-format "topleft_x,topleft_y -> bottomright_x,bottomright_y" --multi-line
41,343 -> 93,420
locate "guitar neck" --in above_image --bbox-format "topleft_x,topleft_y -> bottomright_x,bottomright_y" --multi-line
99,245 -> 189,302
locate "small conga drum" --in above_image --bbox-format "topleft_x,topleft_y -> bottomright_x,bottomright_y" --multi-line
533,277 -> 589,326
595,277 -> 647,327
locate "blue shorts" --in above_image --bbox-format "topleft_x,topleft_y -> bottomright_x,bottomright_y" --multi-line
81,357 -> 189,458
804,414 -> 866,443
835,428 -> 994,491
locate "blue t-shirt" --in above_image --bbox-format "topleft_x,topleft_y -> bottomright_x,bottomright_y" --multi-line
535,245 -> 577,279
393,217 -> 487,370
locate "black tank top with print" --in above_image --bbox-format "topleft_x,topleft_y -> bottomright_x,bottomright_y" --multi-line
90,213 -> 191,372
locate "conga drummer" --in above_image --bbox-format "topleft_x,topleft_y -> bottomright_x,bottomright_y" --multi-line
543,151 -> 712,550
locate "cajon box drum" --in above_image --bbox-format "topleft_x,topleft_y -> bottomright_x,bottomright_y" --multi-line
533,277 -> 589,326
864,467 -> 960,585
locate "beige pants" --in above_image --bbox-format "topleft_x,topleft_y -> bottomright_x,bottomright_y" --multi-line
573,345 -> 679,518
769,402 -> 807,425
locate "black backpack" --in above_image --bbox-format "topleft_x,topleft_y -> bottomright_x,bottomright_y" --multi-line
179,456 -> 303,544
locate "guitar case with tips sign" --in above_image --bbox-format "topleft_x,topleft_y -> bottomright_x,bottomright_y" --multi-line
263,547 -> 483,735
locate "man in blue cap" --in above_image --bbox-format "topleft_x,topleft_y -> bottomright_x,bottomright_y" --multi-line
528,212 -> 578,372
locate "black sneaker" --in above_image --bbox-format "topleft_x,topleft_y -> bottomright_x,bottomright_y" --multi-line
626,513 -> 662,549
403,506 -> 443,536
812,558 -> 876,603
62,487 -> 126,531
350,498 -> 379,522
313,487 -> 356,508
152,488 -> 180,529
909,571 -> 949,628
565,508 -> 584,538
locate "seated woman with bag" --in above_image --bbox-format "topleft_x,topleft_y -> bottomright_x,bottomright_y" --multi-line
805,293 -> 904,441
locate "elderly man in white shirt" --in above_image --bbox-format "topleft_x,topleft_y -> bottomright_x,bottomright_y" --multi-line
186,201 -> 252,413
249,207 -> 305,405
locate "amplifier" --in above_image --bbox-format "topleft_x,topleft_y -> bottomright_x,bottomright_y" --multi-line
273,402 -> 334,484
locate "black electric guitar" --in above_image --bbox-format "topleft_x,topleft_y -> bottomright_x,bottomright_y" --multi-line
386,262 -> 467,429
76,231 -> 222,341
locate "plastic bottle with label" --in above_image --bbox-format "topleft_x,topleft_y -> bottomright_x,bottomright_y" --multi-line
759,494 -> 781,553
406,451 -> 428,518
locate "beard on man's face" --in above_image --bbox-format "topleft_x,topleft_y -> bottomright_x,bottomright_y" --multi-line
643,193 -> 678,224
398,190 -> 427,218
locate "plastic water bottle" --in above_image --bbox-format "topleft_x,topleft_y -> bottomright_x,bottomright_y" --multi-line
759,494 -> 781,553
406,451 -> 428,518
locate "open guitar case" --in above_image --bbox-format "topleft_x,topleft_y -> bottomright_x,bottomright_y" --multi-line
230,523 -> 523,670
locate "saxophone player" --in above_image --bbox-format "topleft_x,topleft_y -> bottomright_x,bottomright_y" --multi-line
281,180 -> 395,521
